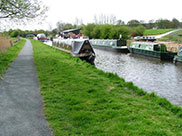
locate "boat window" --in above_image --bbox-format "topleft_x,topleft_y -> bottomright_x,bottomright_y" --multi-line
138,44 -> 141,48
154,45 -> 160,51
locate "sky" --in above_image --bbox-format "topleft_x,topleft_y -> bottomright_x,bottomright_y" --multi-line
6,0 -> 182,30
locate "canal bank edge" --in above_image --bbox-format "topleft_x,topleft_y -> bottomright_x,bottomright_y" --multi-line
32,40 -> 182,135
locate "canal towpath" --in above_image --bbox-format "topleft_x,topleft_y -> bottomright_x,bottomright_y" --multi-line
0,40 -> 52,136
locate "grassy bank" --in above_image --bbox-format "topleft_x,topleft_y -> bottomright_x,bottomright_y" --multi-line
0,39 -> 25,78
159,30 -> 182,43
144,29 -> 174,35
32,40 -> 182,136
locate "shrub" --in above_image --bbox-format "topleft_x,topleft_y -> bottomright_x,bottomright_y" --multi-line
10,30 -> 20,37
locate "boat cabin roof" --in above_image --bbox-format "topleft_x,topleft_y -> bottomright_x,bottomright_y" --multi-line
53,39 -> 95,55
72,40 -> 95,55
132,42 -> 159,46
62,28 -> 80,35
131,42 -> 160,51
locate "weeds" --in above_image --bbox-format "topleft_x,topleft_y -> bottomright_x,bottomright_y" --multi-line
0,35 -> 12,51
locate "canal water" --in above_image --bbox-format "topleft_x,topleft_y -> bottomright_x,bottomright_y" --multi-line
94,49 -> 182,106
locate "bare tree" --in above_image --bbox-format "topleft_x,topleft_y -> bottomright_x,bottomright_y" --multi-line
56,21 -> 65,32
93,15 -> 98,24
0,0 -> 48,20
94,14 -> 117,25
74,17 -> 83,27
116,20 -> 125,25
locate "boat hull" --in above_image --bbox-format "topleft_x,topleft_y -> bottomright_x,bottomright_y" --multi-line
52,39 -> 95,65
173,56 -> 182,63
128,47 -> 177,60
79,54 -> 95,65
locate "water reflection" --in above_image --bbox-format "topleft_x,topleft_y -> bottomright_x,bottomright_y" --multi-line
95,49 -> 182,106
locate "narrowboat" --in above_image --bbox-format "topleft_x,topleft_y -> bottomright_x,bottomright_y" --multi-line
89,39 -> 129,53
128,42 -> 177,60
37,33 -> 46,42
52,39 -> 95,65
173,44 -> 182,63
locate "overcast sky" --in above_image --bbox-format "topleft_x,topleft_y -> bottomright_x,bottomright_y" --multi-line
13,0 -> 182,30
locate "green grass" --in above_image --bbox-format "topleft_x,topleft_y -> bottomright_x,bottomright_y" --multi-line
32,40 -> 182,136
159,30 -> 182,43
0,39 -> 25,78
144,29 -> 174,35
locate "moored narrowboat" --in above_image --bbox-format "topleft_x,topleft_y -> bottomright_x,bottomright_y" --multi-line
128,42 -> 177,60
89,39 -> 129,53
37,33 -> 46,42
173,44 -> 182,63
52,39 -> 95,65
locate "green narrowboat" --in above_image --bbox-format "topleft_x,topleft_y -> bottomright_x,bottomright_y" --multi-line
89,39 -> 129,53
128,42 -> 177,60
173,44 -> 182,63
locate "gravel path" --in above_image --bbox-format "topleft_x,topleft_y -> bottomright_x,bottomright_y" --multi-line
153,29 -> 182,39
0,40 -> 52,136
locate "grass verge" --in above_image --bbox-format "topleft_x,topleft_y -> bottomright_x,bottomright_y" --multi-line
144,29 -> 174,35
159,30 -> 182,43
0,39 -> 25,78
32,40 -> 182,136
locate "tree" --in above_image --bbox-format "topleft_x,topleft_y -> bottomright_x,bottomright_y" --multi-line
93,14 -> 117,25
172,18 -> 180,28
10,30 -> 20,37
132,25 -> 145,37
127,19 -> 140,27
146,19 -> 156,29
110,25 -> 131,39
56,21 -> 73,33
51,28 -> 58,36
0,0 -> 48,20
155,19 -> 173,29
92,25 -> 101,39
100,24 -> 112,39
82,23 -> 96,38
74,17 -> 83,27
116,20 -> 125,25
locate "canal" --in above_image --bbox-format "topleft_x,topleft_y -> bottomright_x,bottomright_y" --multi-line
94,49 -> 182,106
45,41 -> 182,106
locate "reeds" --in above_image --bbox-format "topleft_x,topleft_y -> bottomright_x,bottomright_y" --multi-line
0,35 -> 11,51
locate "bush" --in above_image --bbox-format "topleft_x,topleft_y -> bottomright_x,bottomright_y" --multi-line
10,30 -> 20,37
100,24 -> 112,39
83,24 -> 96,39
82,24 -> 132,39
131,25 -> 146,37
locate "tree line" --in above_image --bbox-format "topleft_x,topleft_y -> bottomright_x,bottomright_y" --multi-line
55,18 -> 182,39
2,18 -> 182,40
